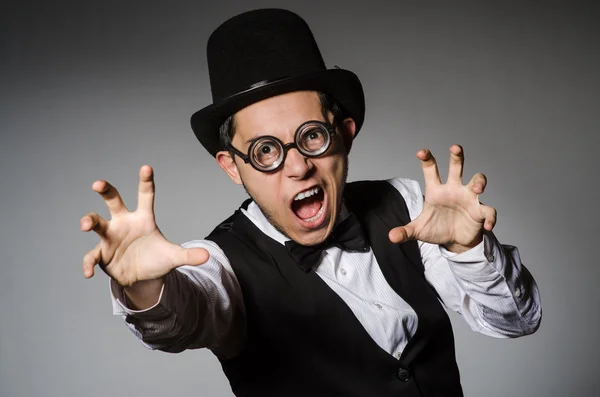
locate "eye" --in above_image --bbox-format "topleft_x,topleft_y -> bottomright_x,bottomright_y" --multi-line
258,141 -> 278,155
299,127 -> 326,151
307,131 -> 321,141
252,138 -> 281,166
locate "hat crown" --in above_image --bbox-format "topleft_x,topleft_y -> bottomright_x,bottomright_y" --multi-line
207,9 -> 326,101
191,8 -> 365,157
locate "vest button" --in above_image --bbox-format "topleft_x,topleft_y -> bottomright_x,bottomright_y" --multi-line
396,367 -> 411,382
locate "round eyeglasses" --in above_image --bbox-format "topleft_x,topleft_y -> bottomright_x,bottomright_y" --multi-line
228,120 -> 336,172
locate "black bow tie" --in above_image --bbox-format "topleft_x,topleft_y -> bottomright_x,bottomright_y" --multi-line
284,213 -> 370,272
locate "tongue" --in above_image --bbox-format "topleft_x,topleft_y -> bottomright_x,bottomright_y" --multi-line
293,195 -> 322,220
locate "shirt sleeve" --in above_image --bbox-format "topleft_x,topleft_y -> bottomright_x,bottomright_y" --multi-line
386,177 -> 542,338
110,239 -> 245,358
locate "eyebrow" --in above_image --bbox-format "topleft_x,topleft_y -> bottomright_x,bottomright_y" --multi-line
244,135 -> 264,145
243,119 -> 330,145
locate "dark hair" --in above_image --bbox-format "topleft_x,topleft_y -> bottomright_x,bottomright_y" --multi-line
218,91 -> 347,152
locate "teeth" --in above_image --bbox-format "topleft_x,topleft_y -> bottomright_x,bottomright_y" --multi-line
294,187 -> 320,201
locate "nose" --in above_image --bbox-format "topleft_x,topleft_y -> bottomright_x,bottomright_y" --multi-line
283,146 -> 314,179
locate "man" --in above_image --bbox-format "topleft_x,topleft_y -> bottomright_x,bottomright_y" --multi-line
80,9 -> 541,397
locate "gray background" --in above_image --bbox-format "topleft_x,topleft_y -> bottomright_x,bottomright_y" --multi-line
1,1 -> 598,396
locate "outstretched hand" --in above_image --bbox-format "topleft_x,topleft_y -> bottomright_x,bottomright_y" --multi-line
388,145 -> 496,253
80,165 -> 210,287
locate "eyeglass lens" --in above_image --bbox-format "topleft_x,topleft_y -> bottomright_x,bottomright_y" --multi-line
250,122 -> 332,170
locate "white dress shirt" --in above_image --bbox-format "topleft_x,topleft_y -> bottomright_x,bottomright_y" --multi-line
111,178 -> 541,359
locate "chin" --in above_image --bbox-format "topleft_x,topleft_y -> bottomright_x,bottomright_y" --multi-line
291,219 -> 333,246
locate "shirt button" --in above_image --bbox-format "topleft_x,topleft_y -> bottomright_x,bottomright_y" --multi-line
486,252 -> 495,262
374,303 -> 383,309
340,268 -> 347,276
396,367 -> 411,382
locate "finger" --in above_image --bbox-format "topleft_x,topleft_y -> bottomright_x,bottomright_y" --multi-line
82,244 -> 102,278
80,212 -> 109,236
388,223 -> 417,244
447,144 -> 464,184
137,165 -> 155,213
173,247 -> 210,268
480,204 -> 497,231
416,149 -> 441,186
468,173 -> 488,195
92,180 -> 128,215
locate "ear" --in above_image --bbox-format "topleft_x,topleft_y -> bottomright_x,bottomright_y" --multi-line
216,150 -> 243,185
340,117 -> 357,154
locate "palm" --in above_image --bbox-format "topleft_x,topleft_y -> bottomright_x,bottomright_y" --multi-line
389,145 -> 496,253
81,165 -> 208,287
97,213 -> 166,286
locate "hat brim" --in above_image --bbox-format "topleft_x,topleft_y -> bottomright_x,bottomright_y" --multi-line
190,68 -> 365,157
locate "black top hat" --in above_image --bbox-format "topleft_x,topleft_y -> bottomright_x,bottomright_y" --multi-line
190,8 -> 365,157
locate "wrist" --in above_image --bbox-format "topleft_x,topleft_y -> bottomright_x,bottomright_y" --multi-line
123,278 -> 165,310
443,233 -> 483,254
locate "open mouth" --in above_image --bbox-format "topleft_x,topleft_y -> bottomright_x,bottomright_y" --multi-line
291,186 -> 327,227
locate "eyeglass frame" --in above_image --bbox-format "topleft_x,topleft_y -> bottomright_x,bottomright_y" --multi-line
227,120 -> 337,173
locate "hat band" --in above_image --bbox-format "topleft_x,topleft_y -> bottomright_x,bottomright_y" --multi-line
220,76 -> 290,101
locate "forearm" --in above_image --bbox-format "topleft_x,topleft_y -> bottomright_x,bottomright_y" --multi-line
424,231 -> 542,337
110,240 -> 245,357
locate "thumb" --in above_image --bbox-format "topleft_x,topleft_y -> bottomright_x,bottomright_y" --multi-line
388,223 -> 416,244
173,247 -> 210,268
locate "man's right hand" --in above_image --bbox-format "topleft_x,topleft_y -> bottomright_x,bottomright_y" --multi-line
80,165 -> 209,296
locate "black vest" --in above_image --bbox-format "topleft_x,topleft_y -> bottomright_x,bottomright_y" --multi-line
207,180 -> 463,396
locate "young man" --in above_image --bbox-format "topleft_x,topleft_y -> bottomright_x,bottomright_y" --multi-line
81,9 -> 541,397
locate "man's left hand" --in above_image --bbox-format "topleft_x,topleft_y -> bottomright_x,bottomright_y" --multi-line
388,145 -> 496,254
